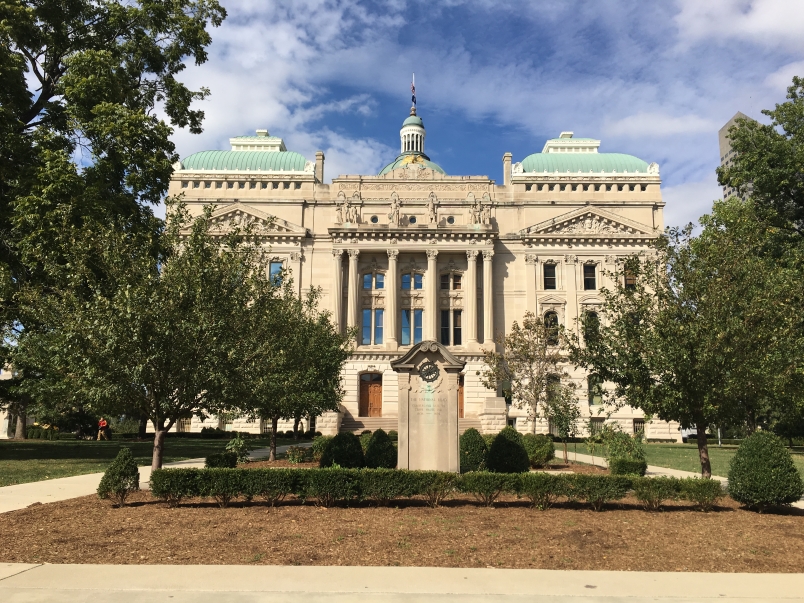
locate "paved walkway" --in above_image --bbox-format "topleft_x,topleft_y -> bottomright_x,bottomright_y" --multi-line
560,450 -> 728,483
1,563 -> 802,602
0,443 -> 309,514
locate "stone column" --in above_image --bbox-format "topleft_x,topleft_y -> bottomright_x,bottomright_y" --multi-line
525,253 -> 538,314
465,249 -> 479,346
347,249 -> 360,334
483,249 -> 494,344
290,250 -> 303,295
425,249 -> 438,340
331,249 -> 343,333
386,249 -> 399,349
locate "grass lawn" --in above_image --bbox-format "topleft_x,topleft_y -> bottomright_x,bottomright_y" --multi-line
0,437 -> 297,487
573,442 -> 804,478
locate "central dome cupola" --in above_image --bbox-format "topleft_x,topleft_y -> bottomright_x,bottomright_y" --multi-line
400,106 -> 426,155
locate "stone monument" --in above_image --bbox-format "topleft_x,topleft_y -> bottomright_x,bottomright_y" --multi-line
391,341 -> 466,471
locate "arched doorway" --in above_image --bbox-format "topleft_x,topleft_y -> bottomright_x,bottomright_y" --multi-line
458,375 -> 465,419
359,373 -> 383,417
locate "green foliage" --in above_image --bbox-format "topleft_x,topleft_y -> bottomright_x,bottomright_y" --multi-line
225,434 -> 252,464
609,458 -> 647,476
285,446 -> 310,464
301,468 -> 361,507
486,426 -> 530,473
679,478 -> 724,512
364,429 -> 397,469
412,471 -> 460,508
359,468 -> 418,505
200,427 -> 227,439
149,468 -> 202,507
459,428 -> 488,473
311,436 -> 333,462
482,433 -> 495,448
518,472 -> 568,510
96,448 -> 139,507
199,468 -> 244,508
632,477 -> 679,511
387,430 -> 398,442
359,431 -> 373,453
522,433 -> 554,468
567,474 -> 631,511
251,468 -> 298,506
205,451 -> 237,469
590,425 -> 646,462
319,432 -> 365,468
728,431 -> 804,510
459,472 -> 520,506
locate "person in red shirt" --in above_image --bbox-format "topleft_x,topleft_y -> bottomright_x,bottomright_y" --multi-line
97,417 -> 108,440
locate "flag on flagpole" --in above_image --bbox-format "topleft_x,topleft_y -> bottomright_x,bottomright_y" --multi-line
411,73 -> 416,106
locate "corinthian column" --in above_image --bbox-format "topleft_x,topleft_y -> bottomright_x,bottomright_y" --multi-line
386,249 -> 399,349
331,249 -> 344,332
483,249 -> 495,344
426,249 -> 438,340
347,249 -> 360,335
465,249 -> 478,346
525,254 -> 538,314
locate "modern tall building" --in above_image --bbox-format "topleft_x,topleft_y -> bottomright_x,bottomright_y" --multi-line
718,111 -> 755,199
162,107 -> 681,441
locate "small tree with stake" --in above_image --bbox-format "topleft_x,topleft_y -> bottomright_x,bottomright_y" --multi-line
542,379 -> 581,463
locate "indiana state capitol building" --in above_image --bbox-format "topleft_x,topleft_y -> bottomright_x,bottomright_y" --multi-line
168,108 -> 682,442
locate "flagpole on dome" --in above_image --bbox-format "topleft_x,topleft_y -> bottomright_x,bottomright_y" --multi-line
411,73 -> 416,115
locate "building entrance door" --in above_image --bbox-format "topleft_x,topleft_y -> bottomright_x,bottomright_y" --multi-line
359,373 -> 383,417
458,375 -> 465,419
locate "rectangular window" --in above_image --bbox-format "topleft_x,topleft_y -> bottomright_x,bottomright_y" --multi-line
215,182 -> 222,189
590,417 -> 604,435
453,310 -> 462,346
361,309 -> 372,345
375,273 -> 384,289
269,261 -> 283,284
401,309 -> 411,345
543,264 -> 557,289
624,271 -> 636,290
440,274 -> 450,290
402,273 -> 411,290
633,419 -> 645,434
413,273 -> 423,289
453,275 -> 462,290
413,309 -> 423,344
440,310 -> 450,345
374,309 -> 384,345
363,273 -> 372,289
583,264 -> 596,290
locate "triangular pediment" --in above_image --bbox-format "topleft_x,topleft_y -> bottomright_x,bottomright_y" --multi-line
522,207 -> 655,237
391,341 -> 466,372
208,203 -> 308,237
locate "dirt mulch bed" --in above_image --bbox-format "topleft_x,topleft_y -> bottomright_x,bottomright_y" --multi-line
2,492 -> 803,572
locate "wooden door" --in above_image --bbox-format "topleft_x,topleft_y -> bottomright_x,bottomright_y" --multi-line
458,375 -> 465,419
360,373 -> 383,417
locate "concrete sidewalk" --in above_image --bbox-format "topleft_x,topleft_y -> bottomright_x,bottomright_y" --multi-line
0,443 -> 308,514
561,450 -> 728,483
1,563 -> 802,602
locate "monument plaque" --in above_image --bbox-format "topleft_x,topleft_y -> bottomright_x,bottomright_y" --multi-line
391,341 -> 465,471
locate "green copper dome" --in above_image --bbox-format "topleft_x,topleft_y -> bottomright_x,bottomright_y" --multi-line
179,150 -> 308,172
378,152 -> 446,176
402,114 -> 424,127
521,153 -> 649,173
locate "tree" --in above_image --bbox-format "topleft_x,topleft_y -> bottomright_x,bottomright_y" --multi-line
481,312 -> 575,435
717,76 -> 804,237
226,272 -> 353,461
542,379 -> 581,462
14,204 -> 254,469
567,199 -> 803,477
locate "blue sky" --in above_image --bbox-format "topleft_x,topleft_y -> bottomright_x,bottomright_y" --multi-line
168,0 -> 804,227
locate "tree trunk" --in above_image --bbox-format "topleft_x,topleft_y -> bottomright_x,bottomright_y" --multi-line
14,413 -> 27,439
563,440 -> 568,463
152,428 -> 167,471
695,423 -> 712,478
138,415 -> 148,440
269,415 -> 279,461
293,416 -> 301,441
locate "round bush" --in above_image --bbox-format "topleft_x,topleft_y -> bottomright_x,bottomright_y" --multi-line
522,433 -> 555,468
319,432 -> 366,468
486,426 -> 530,473
310,435 -> 333,462
728,431 -> 804,511
365,429 -> 397,469
97,448 -> 140,507
459,428 -> 488,473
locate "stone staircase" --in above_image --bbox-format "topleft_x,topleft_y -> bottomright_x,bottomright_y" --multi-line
339,416 -> 398,433
459,417 -> 482,434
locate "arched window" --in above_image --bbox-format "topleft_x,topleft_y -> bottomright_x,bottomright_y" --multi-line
583,311 -> 600,343
544,311 -> 559,345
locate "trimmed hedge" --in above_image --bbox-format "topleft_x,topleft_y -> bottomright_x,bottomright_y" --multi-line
320,432 -> 365,468
679,478 -> 724,512
310,436 -> 333,462
459,428 -> 488,473
460,472 -> 518,506
205,451 -> 238,468
567,474 -> 631,511
364,429 -> 397,469
486,426 -> 530,473
522,434 -> 555,468
728,431 -> 804,511
609,458 -> 648,476
632,476 -> 679,511
519,472 -> 567,510
97,448 -> 139,507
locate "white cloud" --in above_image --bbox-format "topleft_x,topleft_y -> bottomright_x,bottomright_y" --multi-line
604,112 -> 719,138
661,173 -> 723,229
764,60 -> 804,93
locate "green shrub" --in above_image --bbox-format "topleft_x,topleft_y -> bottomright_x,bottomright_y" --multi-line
519,472 -> 568,510
97,448 -> 140,507
199,468 -> 244,508
567,474 -> 631,511
412,471 -> 460,508
205,451 -> 238,468
359,468 -> 418,505
301,468 -> 360,507
632,477 -> 680,511
460,472 -> 520,506
590,425 -> 646,462
387,430 -> 398,442
609,458 -> 647,476
679,478 -> 724,512
482,433 -> 495,448
225,434 -> 253,463
359,431 -> 373,454
727,431 -> 804,511
459,428 -> 488,473
311,436 -> 333,462
200,426 -> 227,439
364,429 -> 397,469
486,427 -> 530,473
285,446 -> 309,464
250,468 -> 298,506
150,468 -> 202,506
320,432 -> 365,468
522,433 -> 555,468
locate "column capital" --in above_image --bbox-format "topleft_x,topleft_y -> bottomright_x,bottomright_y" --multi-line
482,249 -> 494,261
426,249 -> 439,260
331,248 -> 343,259
347,249 -> 360,260
564,254 -> 578,264
466,249 -> 479,261
525,253 -> 538,265
290,250 -> 303,262
387,249 -> 399,260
